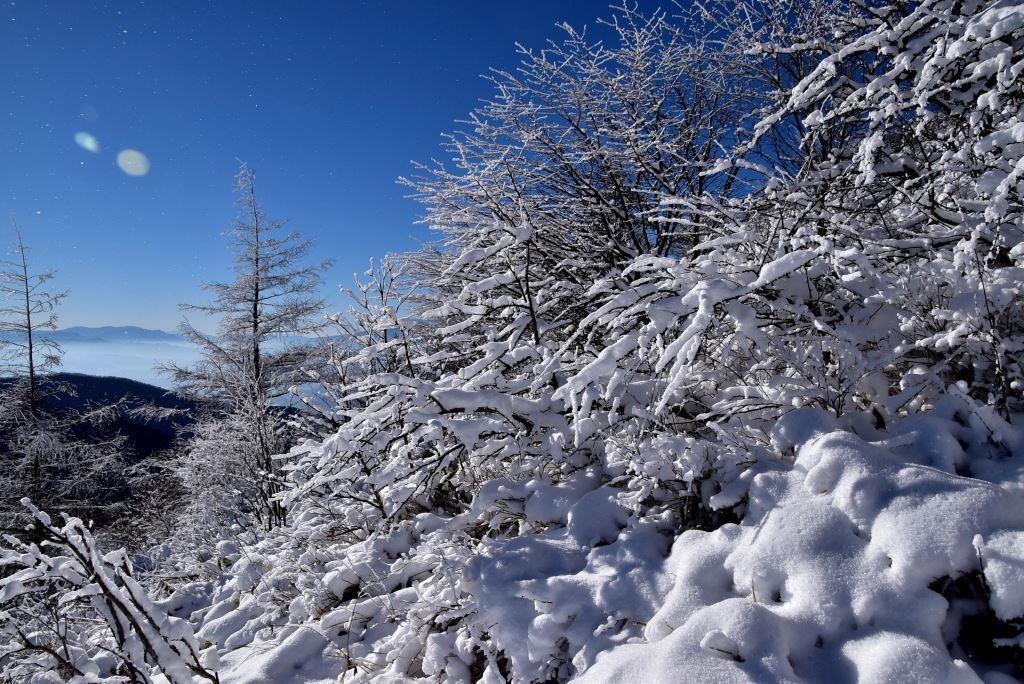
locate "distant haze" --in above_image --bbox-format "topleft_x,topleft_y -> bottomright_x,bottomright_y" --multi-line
44,327 -> 199,388
59,339 -> 199,388
35,326 -> 316,389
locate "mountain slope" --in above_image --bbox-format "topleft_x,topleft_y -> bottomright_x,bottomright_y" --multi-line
0,372 -> 199,459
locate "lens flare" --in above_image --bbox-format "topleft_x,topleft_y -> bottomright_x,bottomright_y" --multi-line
74,131 -> 100,153
116,149 -> 150,176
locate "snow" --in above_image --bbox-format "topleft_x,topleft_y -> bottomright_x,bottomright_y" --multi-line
467,501 -> 668,680
218,628 -> 338,684
980,532 -> 1024,621
584,427 -> 1024,683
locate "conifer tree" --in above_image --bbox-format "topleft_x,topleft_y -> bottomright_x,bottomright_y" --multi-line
166,163 -> 331,530
0,218 -> 65,417
0,220 -> 123,529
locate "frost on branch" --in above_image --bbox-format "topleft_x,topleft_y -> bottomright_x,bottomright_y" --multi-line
0,500 -> 219,683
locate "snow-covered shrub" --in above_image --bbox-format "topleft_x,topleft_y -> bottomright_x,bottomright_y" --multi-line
207,1 -> 1024,681
0,500 -> 219,683
294,256 -> 425,436
286,2 -> 750,547
161,404 -> 1024,682
558,0 -> 1024,500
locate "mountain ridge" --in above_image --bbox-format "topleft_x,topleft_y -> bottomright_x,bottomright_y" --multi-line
0,326 -> 183,344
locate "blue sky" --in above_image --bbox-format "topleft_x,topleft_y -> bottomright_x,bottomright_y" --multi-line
3,1 -> 667,330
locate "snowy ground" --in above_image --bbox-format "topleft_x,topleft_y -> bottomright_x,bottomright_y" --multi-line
583,411 -> 1024,683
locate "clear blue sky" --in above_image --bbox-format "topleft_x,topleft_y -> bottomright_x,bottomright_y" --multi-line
2,1 -> 666,330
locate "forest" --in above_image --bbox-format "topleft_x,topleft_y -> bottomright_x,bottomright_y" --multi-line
2,0 -> 1024,682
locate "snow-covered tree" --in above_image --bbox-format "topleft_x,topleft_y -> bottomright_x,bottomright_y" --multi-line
0,218 -> 65,416
284,3 -> 752,528
0,221 -> 126,530
172,414 -> 278,548
165,162 -> 332,530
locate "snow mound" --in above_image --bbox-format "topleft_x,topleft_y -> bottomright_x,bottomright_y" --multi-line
466,490 -> 670,681
583,430 -> 1024,682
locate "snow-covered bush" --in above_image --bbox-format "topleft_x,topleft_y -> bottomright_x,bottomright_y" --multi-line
264,1 -> 1024,680
0,500 -> 219,683
191,1 -> 1024,681
284,1 -> 749,549
560,0 -> 1024,490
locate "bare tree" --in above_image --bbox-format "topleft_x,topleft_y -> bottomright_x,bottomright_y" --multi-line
164,162 -> 332,530
0,220 -> 125,530
0,217 -> 66,417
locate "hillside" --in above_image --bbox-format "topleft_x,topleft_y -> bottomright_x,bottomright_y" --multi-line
1,1 -> 1023,683
0,372 -> 199,459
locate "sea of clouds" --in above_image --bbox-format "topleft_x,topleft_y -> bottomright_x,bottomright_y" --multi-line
59,339 -> 201,388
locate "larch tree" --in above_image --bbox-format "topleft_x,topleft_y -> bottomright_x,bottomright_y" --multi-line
0,217 -> 65,418
0,218 -> 66,523
0,219 -> 124,530
165,162 -> 332,531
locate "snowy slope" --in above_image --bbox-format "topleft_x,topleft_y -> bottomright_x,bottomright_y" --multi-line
157,404 -> 1024,683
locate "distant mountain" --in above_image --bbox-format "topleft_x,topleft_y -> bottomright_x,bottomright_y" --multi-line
0,326 -> 183,344
54,326 -> 183,343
